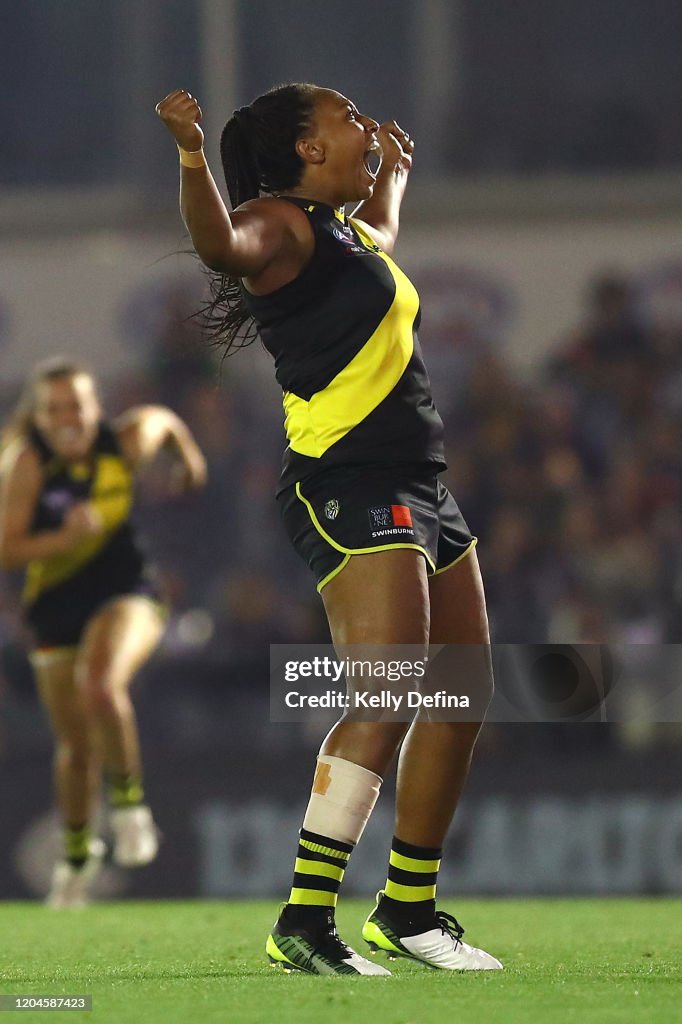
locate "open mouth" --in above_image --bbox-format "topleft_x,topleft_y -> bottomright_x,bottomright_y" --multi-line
363,139 -> 383,178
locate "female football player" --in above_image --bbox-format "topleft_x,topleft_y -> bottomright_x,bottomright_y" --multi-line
0,359 -> 207,907
156,84 -> 501,973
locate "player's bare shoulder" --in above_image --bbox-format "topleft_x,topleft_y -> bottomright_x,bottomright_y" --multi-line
234,195 -> 314,252
0,438 -> 42,484
0,442 -> 43,529
232,196 -> 314,291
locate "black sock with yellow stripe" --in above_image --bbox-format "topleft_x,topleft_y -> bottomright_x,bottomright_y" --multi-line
65,823 -> 91,868
282,828 -> 353,929
379,835 -> 442,934
108,773 -> 144,809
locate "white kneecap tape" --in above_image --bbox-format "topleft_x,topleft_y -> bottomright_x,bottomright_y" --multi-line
302,754 -> 383,846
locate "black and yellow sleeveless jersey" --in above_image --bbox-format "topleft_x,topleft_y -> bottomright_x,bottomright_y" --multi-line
241,198 -> 446,491
22,422 -> 146,609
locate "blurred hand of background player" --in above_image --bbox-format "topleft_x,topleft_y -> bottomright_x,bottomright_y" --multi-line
167,451 -> 208,496
376,121 -> 415,177
62,502 -> 104,545
155,90 -> 204,151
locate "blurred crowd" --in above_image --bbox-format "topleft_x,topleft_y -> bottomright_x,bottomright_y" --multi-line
0,268 -> 680,692
445,272 -> 681,647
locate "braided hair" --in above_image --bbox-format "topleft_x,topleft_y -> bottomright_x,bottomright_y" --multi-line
198,82 -> 318,355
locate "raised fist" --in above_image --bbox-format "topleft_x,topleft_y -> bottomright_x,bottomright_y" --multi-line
376,121 -> 414,176
155,89 -> 204,151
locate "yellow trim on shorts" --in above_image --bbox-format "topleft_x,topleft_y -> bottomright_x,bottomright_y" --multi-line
317,554 -> 351,592
294,483 -> 436,593
433,537 -> 478,576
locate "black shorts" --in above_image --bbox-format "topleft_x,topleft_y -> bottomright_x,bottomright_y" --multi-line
25,574 -> 162,650
278,463 -> 476,592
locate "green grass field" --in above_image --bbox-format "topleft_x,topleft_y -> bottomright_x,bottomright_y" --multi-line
2,899 -> 680,1024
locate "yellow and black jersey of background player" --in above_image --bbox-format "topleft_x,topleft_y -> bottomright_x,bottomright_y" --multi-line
242,198 -> 447,491
22,422 -> 155,647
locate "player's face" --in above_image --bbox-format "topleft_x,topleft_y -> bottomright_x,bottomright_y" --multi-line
306,89 -> 381,201
33,374 -> 101,461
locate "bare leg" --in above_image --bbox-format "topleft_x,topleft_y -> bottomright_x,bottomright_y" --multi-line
395,549 -> 491,846
75,597 -> 165,777
33,650 -> 99,826
269,550 -> 430,974
320,549 -> 430,775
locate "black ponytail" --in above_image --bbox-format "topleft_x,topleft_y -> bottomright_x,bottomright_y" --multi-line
197,83 -> 317,356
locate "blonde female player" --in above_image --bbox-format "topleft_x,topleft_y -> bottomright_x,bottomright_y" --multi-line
0,359 -> 207,907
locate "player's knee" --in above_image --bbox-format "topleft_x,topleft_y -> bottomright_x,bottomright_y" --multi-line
424,643 -> 495,719
56,737 -> 90,768
81,678 -> 121,718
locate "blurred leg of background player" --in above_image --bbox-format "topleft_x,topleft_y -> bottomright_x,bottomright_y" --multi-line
33,648 -> 106,909
35,595 -> 165,907
76,596 -> 165,869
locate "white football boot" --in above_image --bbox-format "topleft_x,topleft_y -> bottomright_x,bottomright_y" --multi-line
362,891 -> 503,970
110,805 -> 160,867
46,838 -> 106,909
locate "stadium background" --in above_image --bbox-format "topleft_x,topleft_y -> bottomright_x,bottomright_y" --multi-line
1,0 -> 681,903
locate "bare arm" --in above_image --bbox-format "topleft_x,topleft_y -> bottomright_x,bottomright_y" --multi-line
115,405 -> 207,492
351,121 -> 415,254
0,446 -> 101,570
155,89 -> 290,275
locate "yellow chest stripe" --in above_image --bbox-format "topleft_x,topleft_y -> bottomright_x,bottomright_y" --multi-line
88,455 -> 134,531
23,455 -> 134,603
282,226 -> 419,459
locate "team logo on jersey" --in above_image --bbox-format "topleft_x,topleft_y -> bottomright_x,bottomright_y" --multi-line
332,225 -> 369,256
332,225 -> 353,243
368,504 -> 414,538
43,489 -> 74,514
324,498 -> 340,520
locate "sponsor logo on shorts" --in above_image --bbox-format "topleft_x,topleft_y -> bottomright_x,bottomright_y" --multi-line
391,504 -> 413,527
324,498 -> 340,520
368,505 -> 415,538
